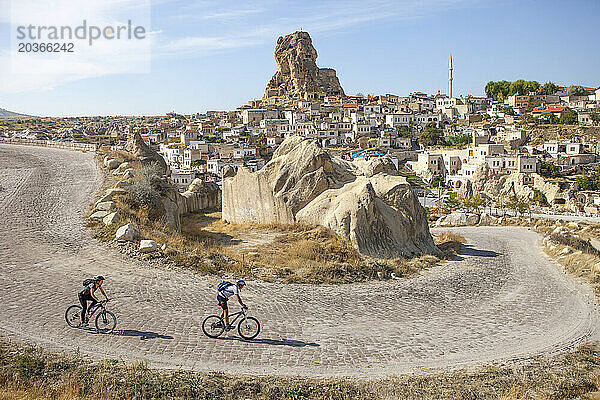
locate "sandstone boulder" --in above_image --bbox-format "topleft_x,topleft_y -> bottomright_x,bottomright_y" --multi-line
96,201 -> 116,212
115,162 -> 132,173
115,223 -> 139,242
95,194 -> 112,207
122,169 -> 135,179
115,180 -> 131,188
106,159 -> 119,169
90,210 -> 109,220
478,213 -> 497,226
106,188 -> 127,196
103,212 -> 120,226
139,239 -> 158,253
223,136 -> 438,258
436,212 -> 480,227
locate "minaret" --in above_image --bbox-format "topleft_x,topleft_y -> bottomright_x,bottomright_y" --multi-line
448,54 -> 453,98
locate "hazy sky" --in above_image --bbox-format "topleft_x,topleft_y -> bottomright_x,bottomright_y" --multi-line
0,0 -> 598,116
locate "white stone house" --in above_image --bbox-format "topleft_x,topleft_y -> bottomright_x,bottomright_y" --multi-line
170,170 -> 198,191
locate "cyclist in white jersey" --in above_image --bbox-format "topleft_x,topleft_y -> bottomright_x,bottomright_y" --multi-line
217,279 -> 247,330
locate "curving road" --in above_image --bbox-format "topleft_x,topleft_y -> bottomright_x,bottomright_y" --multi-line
0,143 -> 599,378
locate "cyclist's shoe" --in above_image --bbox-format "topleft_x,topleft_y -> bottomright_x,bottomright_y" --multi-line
225,324 -> 234,331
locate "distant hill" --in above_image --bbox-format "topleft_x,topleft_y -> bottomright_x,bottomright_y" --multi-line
0,108 -> 37,119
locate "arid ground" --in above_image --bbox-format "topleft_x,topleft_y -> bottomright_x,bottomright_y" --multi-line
0,144 -> 599,378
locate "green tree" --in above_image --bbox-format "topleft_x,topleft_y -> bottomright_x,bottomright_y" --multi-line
484,81 -> 498,99
502,106 -> 515,116
448,132 -> 471,147
418,122 -> 446,147
567,85 -> 588,96
547,113 -> 559,124
525,81 -> 540,94
532,189 -> 549,206
576,169 -> 600,191
516,197 -> 530,216
444,191 -> 461,212
559,109 -> 578,125
430,175 -> 445,188
539,160 -> 560,178
485,80 -> 511,99
464,194 -> 485,213
396,125 -> 411,138
509,80 -> 528,95
526,99 -> 542,112
590,112 -> 600,125
539,82 -> 559,95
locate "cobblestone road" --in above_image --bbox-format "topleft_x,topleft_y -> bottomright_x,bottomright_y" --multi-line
1,144 -> 599,378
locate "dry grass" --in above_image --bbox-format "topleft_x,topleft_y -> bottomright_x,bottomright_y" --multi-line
435,231 -> 466,259
532,220 -> 600,297
2,337 -> 600,400
89,206 -> 463,284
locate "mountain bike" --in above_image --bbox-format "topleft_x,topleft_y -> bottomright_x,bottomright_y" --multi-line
65,299 -> 117,334
202,307 -> 260,340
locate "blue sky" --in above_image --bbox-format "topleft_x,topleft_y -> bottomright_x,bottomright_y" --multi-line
0,0 -> 598,116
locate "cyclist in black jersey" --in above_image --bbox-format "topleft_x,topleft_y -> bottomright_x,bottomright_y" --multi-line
79,275 -> 110,326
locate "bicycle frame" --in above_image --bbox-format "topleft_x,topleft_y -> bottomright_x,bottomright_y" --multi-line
87,301 -> 107,319
222,309 -> 247,325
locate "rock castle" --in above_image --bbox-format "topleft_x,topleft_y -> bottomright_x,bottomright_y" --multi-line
263,31 -> 345,104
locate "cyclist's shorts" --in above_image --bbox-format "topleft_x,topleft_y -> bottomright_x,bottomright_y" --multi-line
217,295 -> 228,310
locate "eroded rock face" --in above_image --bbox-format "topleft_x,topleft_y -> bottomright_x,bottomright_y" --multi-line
125,130 -> 167,173
263,31 -> 345,101
222,136 -> 439,258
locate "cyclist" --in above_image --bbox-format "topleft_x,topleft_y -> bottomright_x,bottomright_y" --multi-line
79,275 -> 110,326
217,279 -> 247,330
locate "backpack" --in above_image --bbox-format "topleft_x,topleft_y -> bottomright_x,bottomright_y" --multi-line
83,278 -> 94,287
217,281 -> 233,293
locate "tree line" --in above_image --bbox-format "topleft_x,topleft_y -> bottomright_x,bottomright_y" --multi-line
484,81 -> 593,100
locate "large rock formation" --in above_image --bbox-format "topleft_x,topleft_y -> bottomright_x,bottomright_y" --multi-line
222,136 -> 439,258
263,31 -> 345,101
471,162 -> 578,209
120,131 -> 219,232
125,130 -> 168,173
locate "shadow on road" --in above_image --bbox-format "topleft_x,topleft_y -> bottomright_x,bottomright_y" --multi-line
459,244 -> 500,258
118,329 -> 175,340
220,336 -> 320,347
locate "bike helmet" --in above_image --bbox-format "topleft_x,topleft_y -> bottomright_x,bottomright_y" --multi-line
94,275 -> 105,281
237,279 -> 246,287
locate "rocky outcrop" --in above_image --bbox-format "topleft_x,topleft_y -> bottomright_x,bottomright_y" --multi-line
115,223 -> 139,242
472,162 -> 579,209
222,136 -> 439,258
263,31 -> 344,101
125,130 -> 167,173
139,239 -> 158,253
179,178 -> 221,214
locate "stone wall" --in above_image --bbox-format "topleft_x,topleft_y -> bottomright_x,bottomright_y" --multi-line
0,138 -> 97,152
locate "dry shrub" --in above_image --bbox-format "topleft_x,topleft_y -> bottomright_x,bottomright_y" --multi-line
2,338 -> 600,400
549,233 -> 600,256
100,149 -> 138,163
434,231 -> 466,259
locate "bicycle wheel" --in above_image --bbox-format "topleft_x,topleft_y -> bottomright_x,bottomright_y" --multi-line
65,305 -> 83,328
95,310 -> 117,334
238,317 -> 260,340
202,315 -> 225,338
